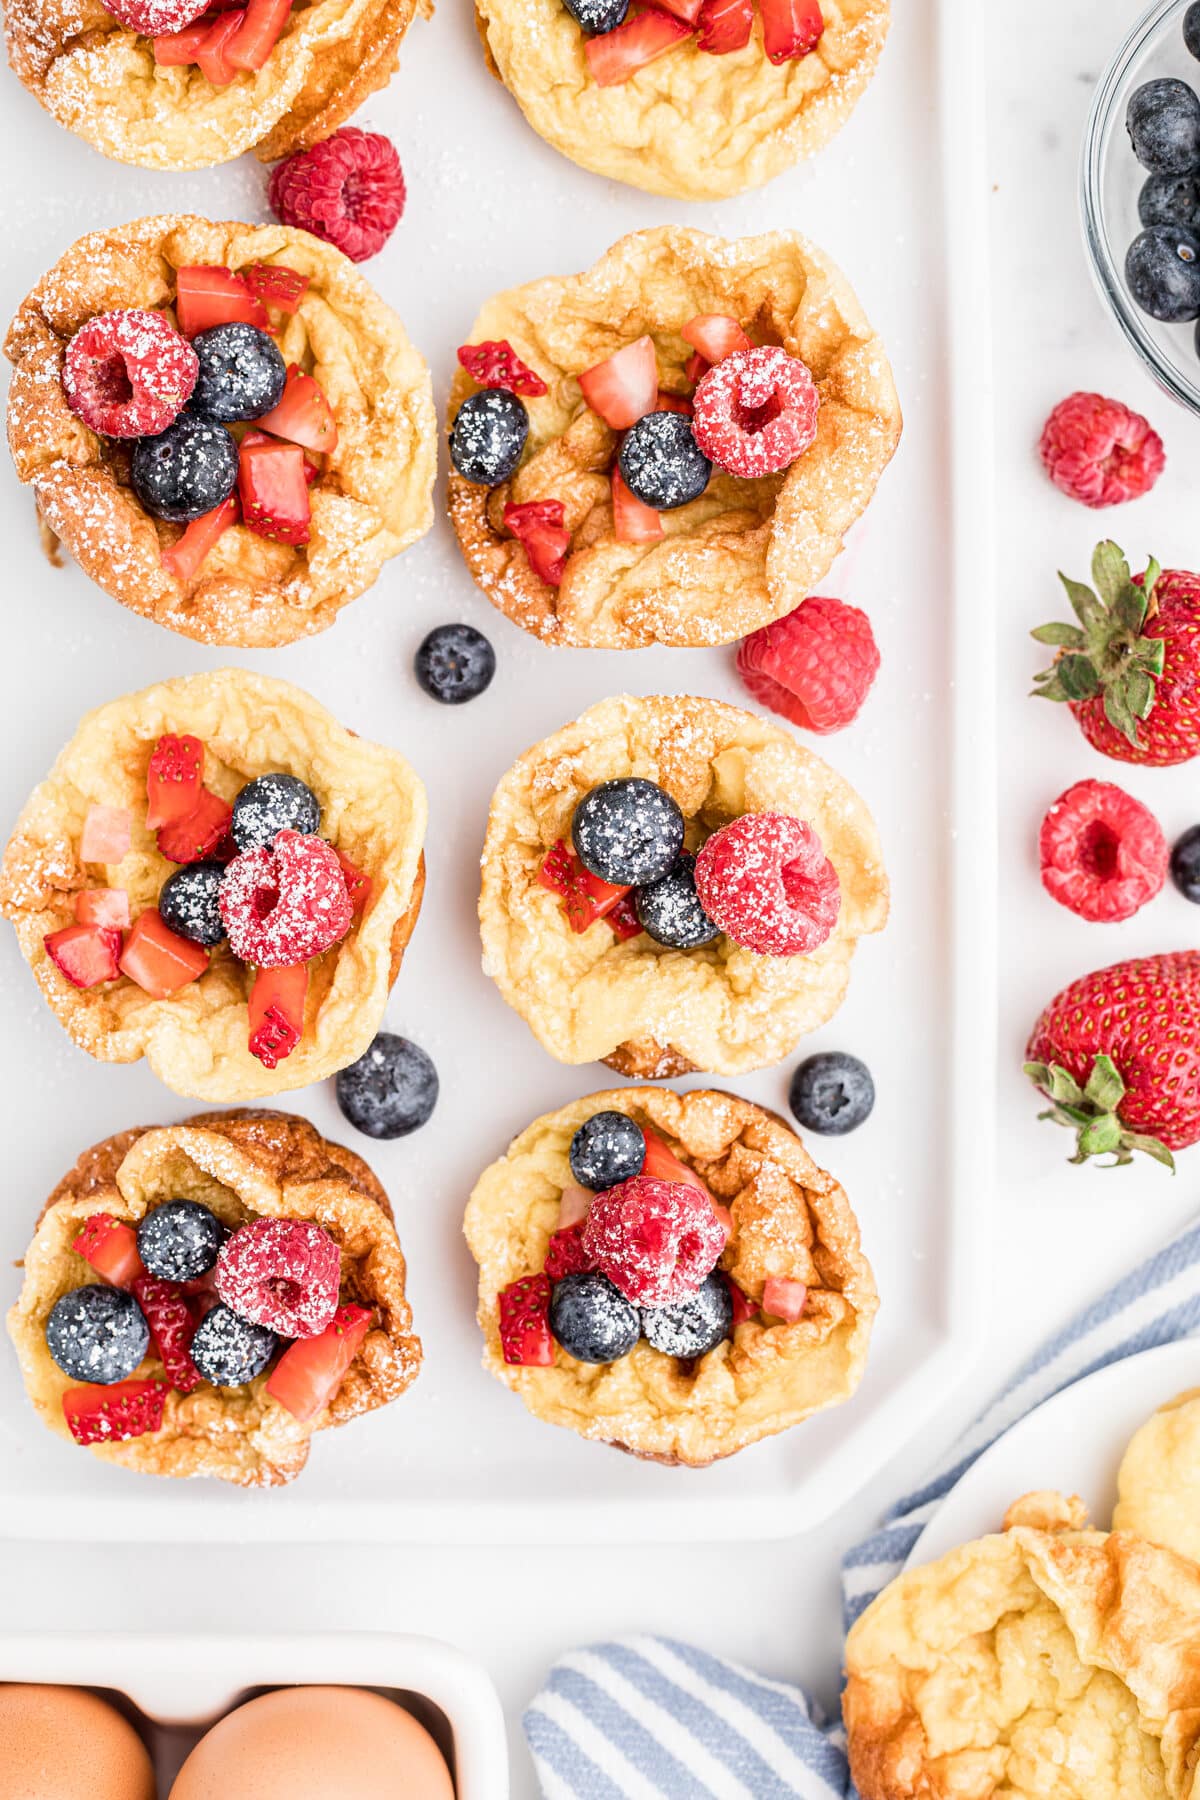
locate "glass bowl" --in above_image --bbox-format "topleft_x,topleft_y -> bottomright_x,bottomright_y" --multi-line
1082,0 -> 1200,414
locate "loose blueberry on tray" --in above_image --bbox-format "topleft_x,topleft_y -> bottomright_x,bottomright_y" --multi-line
1171,825 -> 1200,901
414,624 -> 496,704
789,1051 -> 875,1135
336,1031 -> 439,1138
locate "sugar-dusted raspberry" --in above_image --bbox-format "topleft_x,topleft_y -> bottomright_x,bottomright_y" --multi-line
218,829 -> 352,968
457,340 -> 548,397
691,345 -> 819,479
582,1176 -> 728,1308
1039,778 -> 1167,922
1038,392 -> 1165,508
268,130 -> 405,263
694,812 -> 840,956
737,595 -> 880,733
62,309 -> 198,440
106,0 -> 207,31
215,1217 -> 341,1339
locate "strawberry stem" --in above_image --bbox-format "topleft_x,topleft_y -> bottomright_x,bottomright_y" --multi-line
1031,541 -> 1165,748
1023,1053 -> 1174,1170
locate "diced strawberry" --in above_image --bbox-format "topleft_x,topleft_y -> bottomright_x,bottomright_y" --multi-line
503,499 -> 571,587
161,492 -> 239,583
44,924 -> 121,989
119,909 -> 209,998
558,1184 -> 593,1230
133,1275 -> 202,1394
725,1275 -> 758,1327
762,1276 -> 808,1321
247,961 -> 309,1070
226,0 -> 291,69
656,389 -> 693,416
80,804 -> 131,865
641,1127 -> 710,1197
655,0 -> 702,22
584,7 -> 693,85
75,888 -> 131,930
696,0 -> 752,51
537,841 -> 633,933
74,1213 -> 144,1289
238,439 -> 311,545
265,1302 -> 372,1422
194,10 -> 245,84
63,1380 -> 166,1446
244,263 -> 309,312
685,351 -> 710,386
334,849 -> 371,916
153,15 -> 213,62
578,334 -> 659,429
145,733 -> 204,831
758,0 -> 823,63
608,891 -> 644,941
156,787 -> 233,864
498,1275 -> 554,1366
544,1223 -> 596,1281
682,314 -> 752,363
255,364 -> 337,454
611,468 -> 665,544
175,265 -> 268,338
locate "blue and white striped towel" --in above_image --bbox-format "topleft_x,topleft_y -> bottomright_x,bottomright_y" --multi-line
524,1214 -> 1200,1798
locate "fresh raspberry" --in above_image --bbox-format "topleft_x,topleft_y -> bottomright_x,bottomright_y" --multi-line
582,1177 -> 727,1308
691,345 -> 819,479
1039,779 -> 1167,922
218,829 -> 352,968
694,813 -> 841,957
498,1275 -> 554,1366
543,1224 -> 595,1281
737,596 -> 880,733
457,340 -> 548,397
62,309 -> 198,440
268,129 -> 405,263
132,1275 -> 202,1394
215,1217 -> 341,1339
1038,393 -> 1165,508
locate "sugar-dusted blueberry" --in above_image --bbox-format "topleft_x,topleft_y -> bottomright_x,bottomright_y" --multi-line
131,414 -> 239,523
159,862 -> 226,947
789,1051 -> 875,1136
640,1271 -> 732,1358
450,389 -> 528,486
562,0 -> 628,29
550,1271 -> 641,1363
137,1199 -> 226,1282
1139,172 -> 1200,229
189,1303 -> 277,1388
1125,224 -> 1200,321
46,1284 -> 149,1384
568,1109 -> 645,1190
635,851 -> 721,950
1171,825 -> 1200,902
415,624 -> 496,704
1127,78 -> 1200,174
335,1032 -> 439,1138
618,411 -> 711,511
189,323 -> 287,423
231,773 -> 320,852
572,779 -> 684,887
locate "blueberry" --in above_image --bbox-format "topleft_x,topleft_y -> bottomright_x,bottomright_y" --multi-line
137,1199 -> 226,1282
46,1284 -> 149,1385
550,1272 -> 641,1364
562,0 -> 627,29
635,852 -> 720,950
618,411 -> 711,511
789,1052 -> 875,1136
231,773 -> 320,853
159,863 -> 226,948
336,1032 -> 439,1139
450,389 -> 528,486
1139,172 -> 1200,229
1188,1 -> 1200,61
414,624 -> 496,704
190,1303 -> 277,1388
640,1272 -> 732,1358
1125,225 -> 1200,321
189,323 -> 287,423
568,1110 -> 645,1189
131,415 -> 238,523
572,779 -> 684,887
1127,78 -> 1200,174
1171,825 -> 1200,901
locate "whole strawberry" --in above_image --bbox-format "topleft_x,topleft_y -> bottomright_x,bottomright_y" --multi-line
1025,950 -> 1200,1167
1032,540 -> 1200,765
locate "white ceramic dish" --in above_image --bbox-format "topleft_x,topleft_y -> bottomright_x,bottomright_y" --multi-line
907,1339 -> 1200,1570
0,0 -> 993,1542
0,1632 -> 509,1797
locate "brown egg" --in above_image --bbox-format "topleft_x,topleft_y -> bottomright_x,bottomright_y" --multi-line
169,1687 -> 455,1799
0,1684 -> 156,1798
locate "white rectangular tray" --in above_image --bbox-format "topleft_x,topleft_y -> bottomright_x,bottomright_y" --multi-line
0,1633 -> 509,1797
0,0 -> 992,1541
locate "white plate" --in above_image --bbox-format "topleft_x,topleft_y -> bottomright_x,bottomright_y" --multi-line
0,0 -> 993,1542
907,1339 -> 1200,1570
0,1632 -> 509,1797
